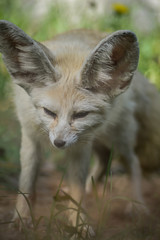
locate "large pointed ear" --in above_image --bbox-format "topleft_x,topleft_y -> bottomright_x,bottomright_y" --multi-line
0,20 -> 58,93
81,30 -> 139,98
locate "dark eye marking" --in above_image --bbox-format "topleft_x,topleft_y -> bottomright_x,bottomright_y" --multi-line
73,111 -> 89,119
43,108 -> 57,118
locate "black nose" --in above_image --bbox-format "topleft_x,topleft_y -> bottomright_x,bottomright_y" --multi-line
54,139 -> 66,148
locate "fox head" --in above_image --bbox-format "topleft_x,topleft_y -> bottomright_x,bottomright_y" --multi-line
0,20 -> 139,148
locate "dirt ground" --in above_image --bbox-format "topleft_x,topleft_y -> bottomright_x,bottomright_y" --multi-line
0,162 -> 160,240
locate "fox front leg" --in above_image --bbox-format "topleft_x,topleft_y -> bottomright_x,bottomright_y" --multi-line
66,142 -> 95,238
86,141 -> 111,193
13,128 -> 41,228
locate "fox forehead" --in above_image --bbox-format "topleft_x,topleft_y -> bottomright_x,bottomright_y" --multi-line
46,84 -> 88,112
45,41 -> 92,83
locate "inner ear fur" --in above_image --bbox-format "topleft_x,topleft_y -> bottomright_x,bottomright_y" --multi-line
81,30 -> 139,98
0,20 -> 57,93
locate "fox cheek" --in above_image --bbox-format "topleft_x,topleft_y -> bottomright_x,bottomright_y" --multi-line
49,131 -> 55,146
49,118 -> 58,129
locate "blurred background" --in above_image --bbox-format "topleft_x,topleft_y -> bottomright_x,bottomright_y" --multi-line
0,0 -> 160,187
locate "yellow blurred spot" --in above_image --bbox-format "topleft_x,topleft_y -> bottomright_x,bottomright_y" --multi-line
112,3 -> 129,14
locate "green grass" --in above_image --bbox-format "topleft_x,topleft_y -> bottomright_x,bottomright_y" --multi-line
2,173 -> 159,240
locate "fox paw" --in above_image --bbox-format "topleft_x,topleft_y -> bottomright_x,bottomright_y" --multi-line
67,224 -> 95,240
78,225 -> 95,239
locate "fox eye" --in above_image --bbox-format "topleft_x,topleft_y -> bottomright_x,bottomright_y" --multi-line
73,111 -> 89,119
43,108 -> 57,118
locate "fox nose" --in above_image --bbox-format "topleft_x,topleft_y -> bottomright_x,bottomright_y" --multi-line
54,139 -> 66,148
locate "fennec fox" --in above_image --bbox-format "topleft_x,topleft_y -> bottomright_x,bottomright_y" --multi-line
1,20 -> 159,233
